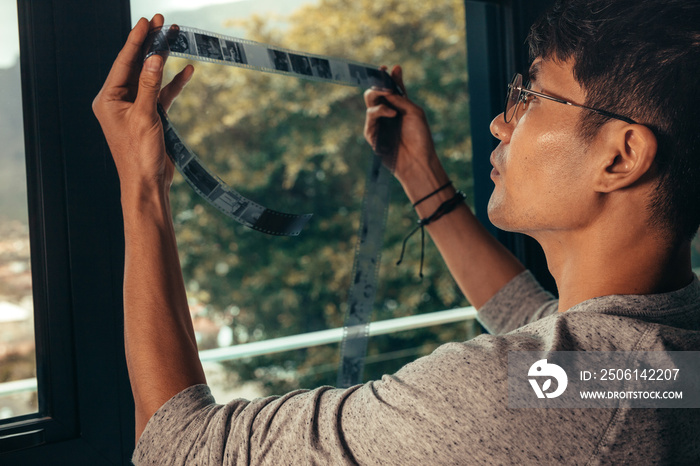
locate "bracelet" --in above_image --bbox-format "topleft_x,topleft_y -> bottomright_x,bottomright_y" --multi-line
412,180 -> 453,207
397,190 -> 467,278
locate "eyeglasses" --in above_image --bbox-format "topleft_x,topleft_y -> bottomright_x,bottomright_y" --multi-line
504,73 -> 637,124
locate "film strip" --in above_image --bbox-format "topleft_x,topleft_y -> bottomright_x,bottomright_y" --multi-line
145,25 -> 400,236
158,105 -> 312,235
143,25 -> 402,384
336,144 -> 397,388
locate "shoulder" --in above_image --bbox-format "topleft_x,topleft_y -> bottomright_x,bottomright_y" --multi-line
358,329 -> 552,413
478,270 -> 557,334
550,277 -> 700,351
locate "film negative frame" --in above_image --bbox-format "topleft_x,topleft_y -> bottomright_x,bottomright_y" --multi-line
143,24 -> 403,384
145,25 -> 402,95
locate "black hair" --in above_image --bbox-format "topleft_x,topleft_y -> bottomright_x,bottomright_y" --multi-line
528,0 -> 700,241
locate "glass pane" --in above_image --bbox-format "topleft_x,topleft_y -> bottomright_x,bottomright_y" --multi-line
0,0 -> 37,419
204,318 -> 481,400
130,0 -> 473,396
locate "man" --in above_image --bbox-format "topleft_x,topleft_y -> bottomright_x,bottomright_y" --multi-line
93,0 -> 700,464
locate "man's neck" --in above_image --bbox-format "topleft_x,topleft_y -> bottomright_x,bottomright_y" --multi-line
535,228 -> 694,313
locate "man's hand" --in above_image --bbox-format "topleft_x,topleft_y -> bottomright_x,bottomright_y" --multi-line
364,65 -> 525,308
92,15 -> 193,199
363,65 -> 443,187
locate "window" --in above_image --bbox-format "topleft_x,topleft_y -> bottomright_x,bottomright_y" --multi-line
130,0 -> 477,397
0,0 -> 36,421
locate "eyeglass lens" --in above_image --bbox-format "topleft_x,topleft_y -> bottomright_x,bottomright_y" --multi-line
504,73 -> 522,123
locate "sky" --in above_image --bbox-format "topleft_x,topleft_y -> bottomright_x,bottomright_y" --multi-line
130,0 -> 246,21
0,0 -> 248,69
0,0 -> 19,68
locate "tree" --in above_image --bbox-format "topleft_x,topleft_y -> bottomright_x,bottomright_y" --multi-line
164,0 -> 475,394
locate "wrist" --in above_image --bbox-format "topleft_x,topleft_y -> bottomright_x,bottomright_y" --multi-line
120,180 -> 171,225
397,155 -> 451,204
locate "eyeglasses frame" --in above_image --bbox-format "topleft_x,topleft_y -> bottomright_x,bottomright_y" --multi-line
504,73 -> 637,125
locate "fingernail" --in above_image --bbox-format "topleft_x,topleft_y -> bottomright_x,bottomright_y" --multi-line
371,86 -> 392,93
145,55 -> 163,72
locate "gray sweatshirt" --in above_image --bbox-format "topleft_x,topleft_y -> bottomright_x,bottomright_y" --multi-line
133,271 -> 700,465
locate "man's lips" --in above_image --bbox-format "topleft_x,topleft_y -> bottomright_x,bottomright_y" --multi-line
490,152 -> 501,177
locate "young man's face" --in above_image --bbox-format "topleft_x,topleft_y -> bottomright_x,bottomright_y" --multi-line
487,58 -> 603,238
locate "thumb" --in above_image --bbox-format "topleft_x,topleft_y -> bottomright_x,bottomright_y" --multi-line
135,54 -> 164,111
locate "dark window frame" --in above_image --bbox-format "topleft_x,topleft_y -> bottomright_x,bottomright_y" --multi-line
0,0 -> 135,463
1,0 -> 553,463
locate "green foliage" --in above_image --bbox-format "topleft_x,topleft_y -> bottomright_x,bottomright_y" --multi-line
164,0 -> 474,394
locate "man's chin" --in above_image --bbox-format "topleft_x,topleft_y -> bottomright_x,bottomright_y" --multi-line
489,217 -> 516,232
487,210 -> 542,244
487,202 -> 531,234
487,199 -> 514,232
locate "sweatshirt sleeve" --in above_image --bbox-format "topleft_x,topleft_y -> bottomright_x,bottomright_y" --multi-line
132,384 -> 363,465
476,270 -> 557,335
132,333 -> 545,465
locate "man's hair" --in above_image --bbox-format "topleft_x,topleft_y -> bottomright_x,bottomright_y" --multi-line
528,0 -> 700,241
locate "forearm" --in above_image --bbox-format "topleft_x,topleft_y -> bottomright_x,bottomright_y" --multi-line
398,159 -> 525,309
121,186 -> 206,440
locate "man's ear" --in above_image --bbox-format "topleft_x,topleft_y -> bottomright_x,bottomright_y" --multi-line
594,124 -> 657,193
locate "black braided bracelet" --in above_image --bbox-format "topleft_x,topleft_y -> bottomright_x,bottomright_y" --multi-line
412,180 -> 453,207
397,190 -> 467,278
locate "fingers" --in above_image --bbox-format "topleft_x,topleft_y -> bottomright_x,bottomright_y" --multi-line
364,65 -> 407,109
149,13 -> 164,30
134,54 -> 165,112
366,102 -> 398,120
374,64 -> 406,97
364,86 -> 393,107
390,65 -> 407,96
364,106 -> 395,148
133,14 -> 169,112
102,17 -> 151,91
99,14 -> 168,105
364,88 -> 413,114
363,80 -> 409,147
159,65 -> 195,112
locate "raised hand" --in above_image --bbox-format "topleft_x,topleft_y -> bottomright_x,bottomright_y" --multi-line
93,15 -> 194,197
363,65 -> 442,187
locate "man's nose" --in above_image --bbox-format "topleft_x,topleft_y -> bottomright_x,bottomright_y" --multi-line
490,113 -> 513,143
